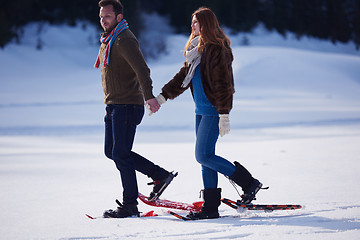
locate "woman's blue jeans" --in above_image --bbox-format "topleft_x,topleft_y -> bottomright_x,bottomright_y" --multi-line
195,115 -> 236,189
104,104 -> 167,204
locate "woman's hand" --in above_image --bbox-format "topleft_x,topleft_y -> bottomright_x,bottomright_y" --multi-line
219,114 -> 230,137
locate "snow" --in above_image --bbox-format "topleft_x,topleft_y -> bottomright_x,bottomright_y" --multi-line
0,21 -> 360,239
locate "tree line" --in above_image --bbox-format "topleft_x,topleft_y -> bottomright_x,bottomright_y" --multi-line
1,0 -> 359,49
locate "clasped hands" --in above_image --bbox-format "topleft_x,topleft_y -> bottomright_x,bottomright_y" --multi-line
146,94 -> 230,137
145,94 -> 166,115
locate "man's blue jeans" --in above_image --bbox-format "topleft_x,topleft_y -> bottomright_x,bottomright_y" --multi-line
104,104 -> 168,204
195,115 -> 236,189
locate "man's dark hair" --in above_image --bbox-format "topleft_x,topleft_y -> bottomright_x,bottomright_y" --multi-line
98,0 -> 124,16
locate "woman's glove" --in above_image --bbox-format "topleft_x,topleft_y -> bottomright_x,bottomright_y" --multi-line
219,114 -> 230,137
156,94 -> 166,105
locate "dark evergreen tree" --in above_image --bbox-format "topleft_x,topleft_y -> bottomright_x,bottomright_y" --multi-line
326,0 -> 352,43
0,0 -> 359,49
259,0 -> 291,36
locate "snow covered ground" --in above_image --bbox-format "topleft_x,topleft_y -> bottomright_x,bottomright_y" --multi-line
0,22 -> 360,239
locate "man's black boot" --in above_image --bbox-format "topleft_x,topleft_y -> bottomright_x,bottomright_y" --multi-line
103,200 -> 140,218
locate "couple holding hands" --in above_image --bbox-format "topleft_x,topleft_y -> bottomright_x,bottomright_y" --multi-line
95,0 -> 262,220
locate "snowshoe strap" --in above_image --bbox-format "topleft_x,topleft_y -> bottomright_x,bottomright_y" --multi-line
147,180 -> 160,186
115,199 -> 123,207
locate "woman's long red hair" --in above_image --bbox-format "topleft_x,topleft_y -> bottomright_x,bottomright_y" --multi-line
185,7 -> 231,55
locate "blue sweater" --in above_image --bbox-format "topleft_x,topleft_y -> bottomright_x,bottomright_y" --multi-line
192,65 -> 218,116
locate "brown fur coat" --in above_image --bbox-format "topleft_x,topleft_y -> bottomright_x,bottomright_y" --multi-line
161,43 -> 235,114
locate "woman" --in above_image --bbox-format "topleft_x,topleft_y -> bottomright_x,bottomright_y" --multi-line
155,7 -> 263,220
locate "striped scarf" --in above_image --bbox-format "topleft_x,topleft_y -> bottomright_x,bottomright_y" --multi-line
94,19 -> 129,68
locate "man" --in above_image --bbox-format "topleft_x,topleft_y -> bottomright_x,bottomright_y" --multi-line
95,0 -> 177,218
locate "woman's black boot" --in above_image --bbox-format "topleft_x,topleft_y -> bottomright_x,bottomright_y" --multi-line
230,161 -> 263,204
187,188 -> 221,220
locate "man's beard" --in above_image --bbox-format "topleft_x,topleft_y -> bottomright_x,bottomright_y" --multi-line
103,20 -> 118,33
107,23 -> 117,32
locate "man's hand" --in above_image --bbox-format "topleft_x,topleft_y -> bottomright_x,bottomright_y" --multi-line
146,98 -> 161,115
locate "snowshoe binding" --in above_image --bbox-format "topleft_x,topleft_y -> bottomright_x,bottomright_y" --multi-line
148,171 -> 178,201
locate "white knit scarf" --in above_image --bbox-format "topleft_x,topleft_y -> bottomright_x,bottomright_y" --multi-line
182,36 -> 201,88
